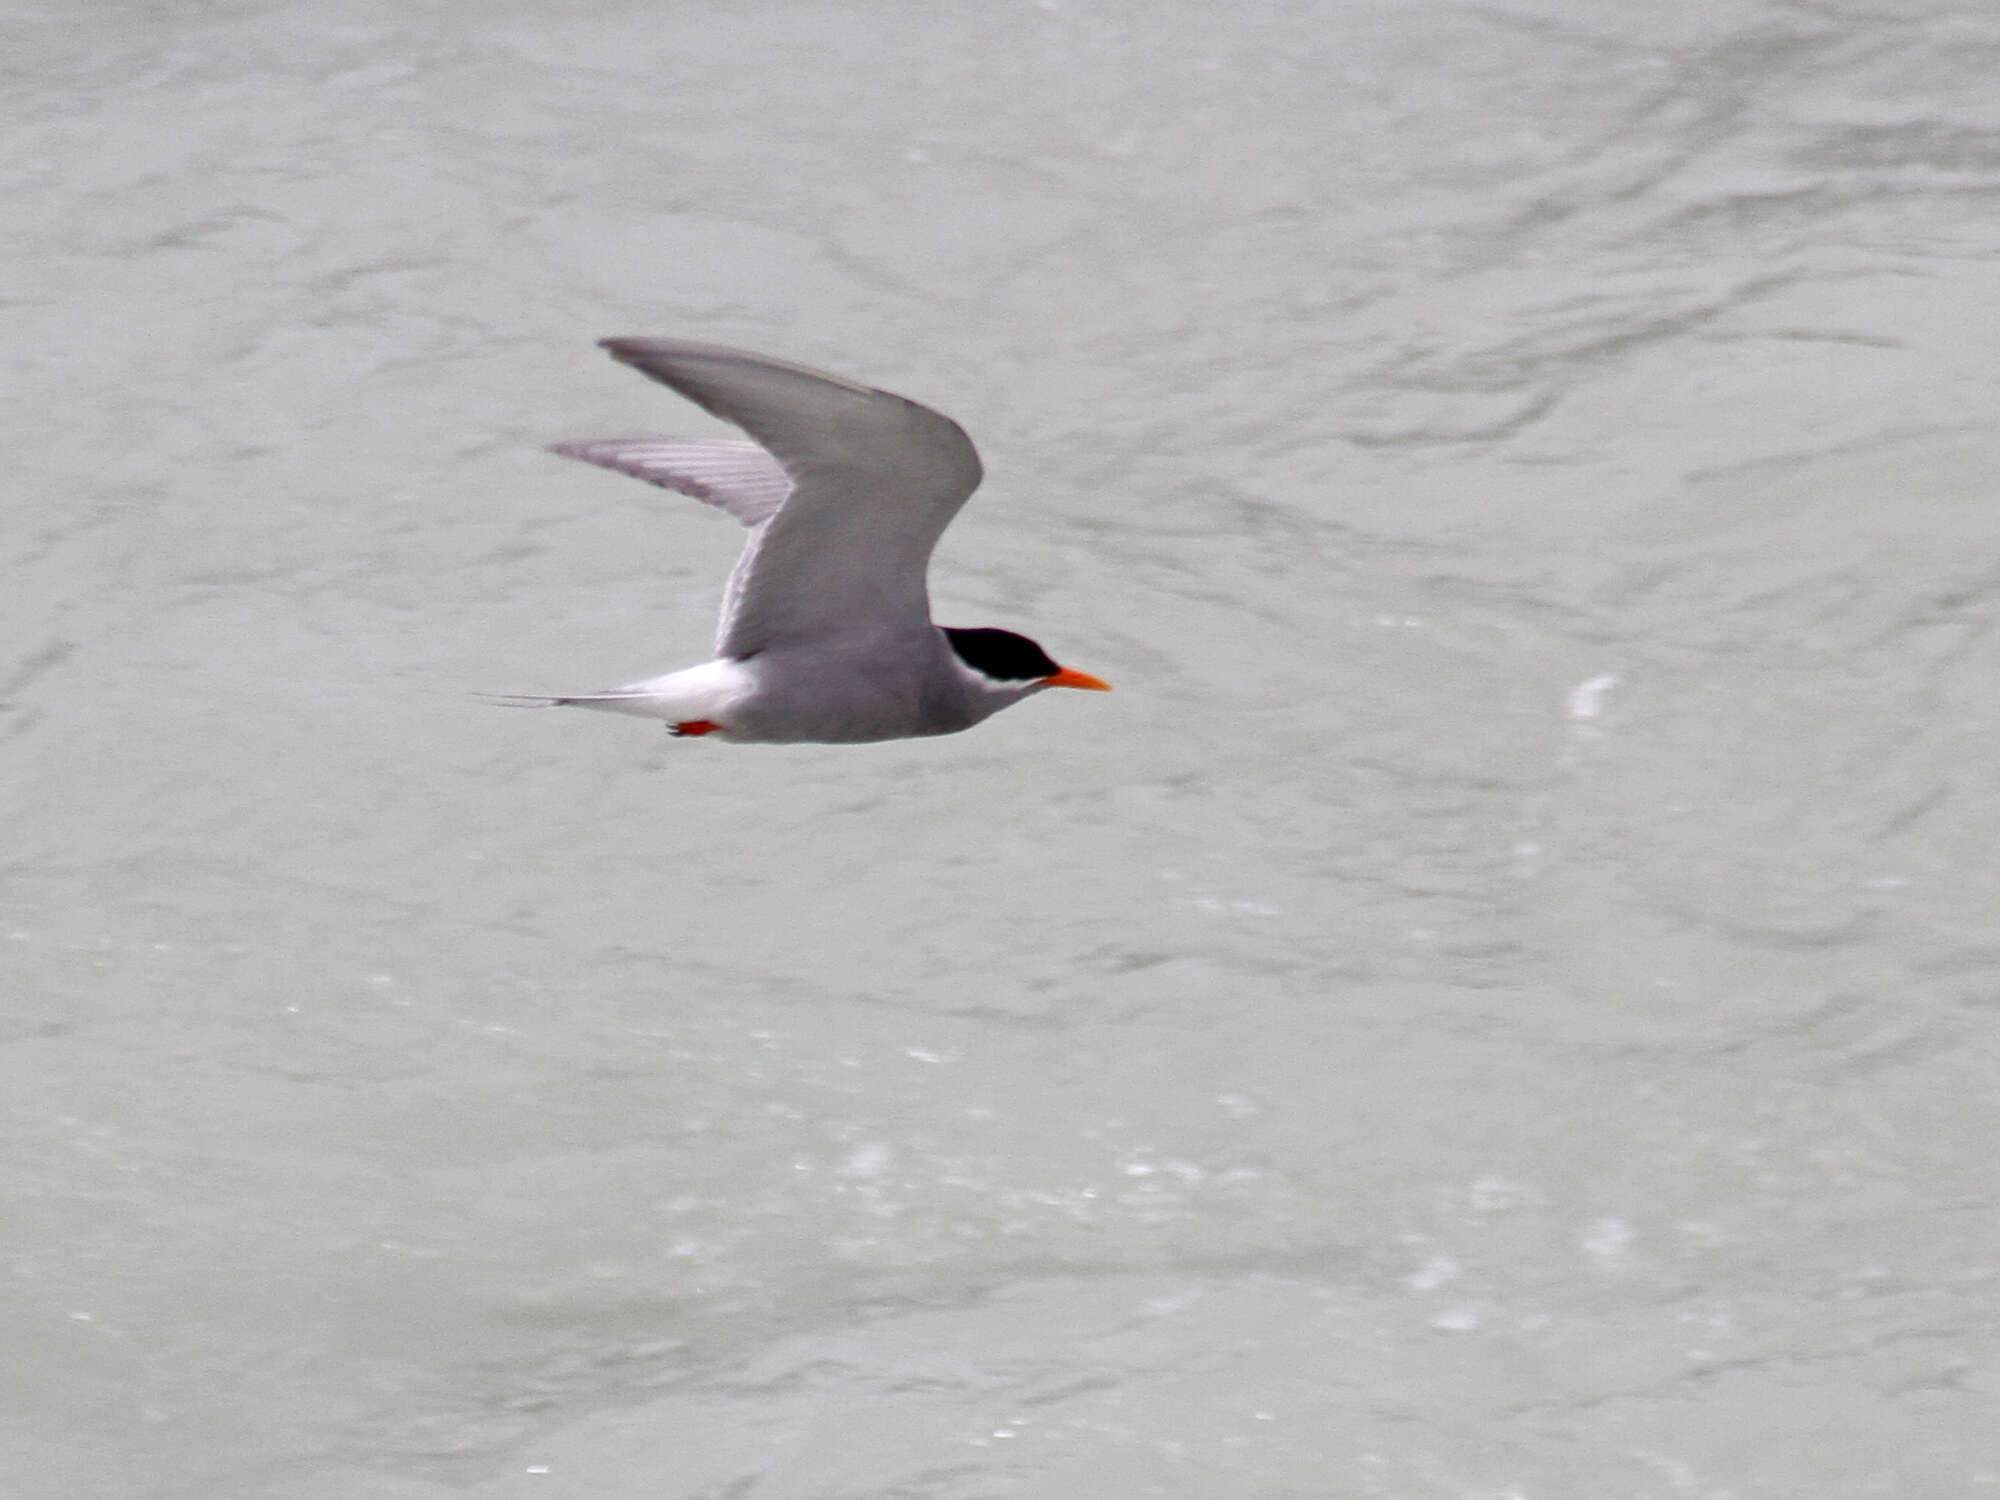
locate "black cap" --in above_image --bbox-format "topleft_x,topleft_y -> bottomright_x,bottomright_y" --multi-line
943,627 -> 1061,682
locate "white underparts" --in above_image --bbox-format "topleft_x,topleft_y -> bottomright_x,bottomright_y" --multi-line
562,658 -> 758,725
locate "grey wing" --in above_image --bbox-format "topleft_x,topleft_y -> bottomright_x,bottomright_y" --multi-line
549,437 -> 795,650
548,438 -> 793,526
594,339 -> 983,657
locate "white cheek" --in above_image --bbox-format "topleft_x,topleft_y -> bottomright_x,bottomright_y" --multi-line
946,657 -> 1016,696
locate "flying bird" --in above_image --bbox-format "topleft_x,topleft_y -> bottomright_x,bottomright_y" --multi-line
490,339 -> 1111,743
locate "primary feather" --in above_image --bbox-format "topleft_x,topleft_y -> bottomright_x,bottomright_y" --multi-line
586,339 -> 983,659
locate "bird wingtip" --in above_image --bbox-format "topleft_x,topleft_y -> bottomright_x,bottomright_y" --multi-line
600,336 -> 666,360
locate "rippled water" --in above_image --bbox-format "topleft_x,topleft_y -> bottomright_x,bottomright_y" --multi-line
9,2 -> 2000,1496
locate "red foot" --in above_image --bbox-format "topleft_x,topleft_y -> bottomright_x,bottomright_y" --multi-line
671,720 -> 720,738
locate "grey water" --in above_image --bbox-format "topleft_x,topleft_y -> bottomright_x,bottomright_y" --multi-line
8,2 -> 2000,1495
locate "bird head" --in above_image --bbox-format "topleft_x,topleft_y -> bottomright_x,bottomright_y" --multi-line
942,627 -> 1112,699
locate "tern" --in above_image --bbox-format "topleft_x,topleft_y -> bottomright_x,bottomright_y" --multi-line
490,339 -> 1110,743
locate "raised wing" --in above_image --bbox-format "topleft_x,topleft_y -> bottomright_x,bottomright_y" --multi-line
547,439 -> 792,527
591,339 -> 983,657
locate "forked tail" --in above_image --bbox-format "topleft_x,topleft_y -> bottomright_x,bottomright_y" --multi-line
472,692 -> 565,708
473,691 -> 672,710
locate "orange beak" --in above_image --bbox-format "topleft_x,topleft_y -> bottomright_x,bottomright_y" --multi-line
1043,666 -> 1112,692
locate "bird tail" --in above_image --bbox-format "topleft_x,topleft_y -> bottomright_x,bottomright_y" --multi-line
472,692 -> 566,708
473,691 -> 683,717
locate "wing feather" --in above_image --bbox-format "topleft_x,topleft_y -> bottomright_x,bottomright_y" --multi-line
547,439 -> 792,527
589,339 -> 983,656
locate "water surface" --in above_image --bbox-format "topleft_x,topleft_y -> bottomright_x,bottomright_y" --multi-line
7,2 -> 1999,1495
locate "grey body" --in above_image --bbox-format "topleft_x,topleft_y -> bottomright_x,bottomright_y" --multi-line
727,629 -> 1030,744
499,340 -> 1106,743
